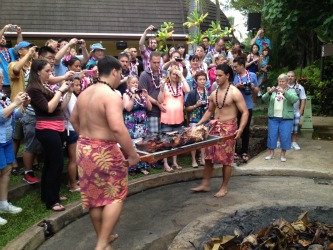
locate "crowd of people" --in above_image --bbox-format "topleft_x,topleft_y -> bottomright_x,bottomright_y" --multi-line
0,23 -> 307,249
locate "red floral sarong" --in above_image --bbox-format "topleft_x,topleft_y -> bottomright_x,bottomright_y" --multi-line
205,118 -> 237,166
76,136 -> 127,209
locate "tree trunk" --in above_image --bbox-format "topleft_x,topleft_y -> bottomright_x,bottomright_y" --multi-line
216,0 -> 221,23
188,0 -> 200,54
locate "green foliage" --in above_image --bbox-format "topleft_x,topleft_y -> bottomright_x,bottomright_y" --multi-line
265,62 -> 333,115
184,10 -> 233,45
155,22 -> 175,52
228,0 -> 265,14
294,63 -> 333,115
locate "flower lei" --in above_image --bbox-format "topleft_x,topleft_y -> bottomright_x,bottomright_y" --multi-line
250,53 -> 259,65
276,90 -> 285,102
44,83 -> 64,102
0,94 -> 11,109
65,54 -> 72,62
237,70 -> 251,85
148,67 -> 162,88
165,78 -> 182,97
125,89 -> 145,107
0,48 -> 11,63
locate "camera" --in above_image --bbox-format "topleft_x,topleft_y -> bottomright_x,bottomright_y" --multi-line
0,92 -> 7,101
10,25 -> 17,30
201,100 -> 207,106
134,89 -> 143,94
242,82 -> 252,95
175,58 -> 183,62
24,94 -> 29,100
77,39 -> 84,44
151,27 -> 158,32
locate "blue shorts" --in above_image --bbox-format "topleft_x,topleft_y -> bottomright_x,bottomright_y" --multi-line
161,123 -> 183,133
66,130 -> 79,145
0,140 -> 15,169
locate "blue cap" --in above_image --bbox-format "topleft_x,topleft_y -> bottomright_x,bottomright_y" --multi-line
91,43 -> 106,52
16,41 -> 34,50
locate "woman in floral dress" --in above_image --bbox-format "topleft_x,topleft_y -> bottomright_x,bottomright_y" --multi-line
123,76 -> 152,175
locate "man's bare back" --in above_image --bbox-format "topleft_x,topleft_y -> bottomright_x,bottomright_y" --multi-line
72,84 -> 123,142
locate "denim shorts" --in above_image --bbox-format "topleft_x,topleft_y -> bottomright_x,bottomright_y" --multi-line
21,114 -> 42,154
161,123 -> 184,133
66,130 -> 79,145
0,140 -> 15,169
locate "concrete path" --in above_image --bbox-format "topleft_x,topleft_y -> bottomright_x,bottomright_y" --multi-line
37,176 -> 333,250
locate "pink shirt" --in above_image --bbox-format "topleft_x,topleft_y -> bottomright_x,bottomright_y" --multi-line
160,82 -> 184,125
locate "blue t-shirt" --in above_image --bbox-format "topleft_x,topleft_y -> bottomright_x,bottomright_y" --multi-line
255,37 -> 272,54
233,72 -> 258,109
0,48 -> 17,86
54,59 -> 68,76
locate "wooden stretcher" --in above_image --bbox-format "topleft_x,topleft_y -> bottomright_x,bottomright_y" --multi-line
123,134 -> 235,166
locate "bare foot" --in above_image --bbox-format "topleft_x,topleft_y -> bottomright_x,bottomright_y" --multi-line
140,169 -> 150,175
191,185 -> 210,192
214,190 -> 228,198
109,234 -> 118,243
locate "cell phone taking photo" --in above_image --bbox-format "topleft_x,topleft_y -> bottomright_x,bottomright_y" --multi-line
84,70 -> 94,77
175,58 -> 183,62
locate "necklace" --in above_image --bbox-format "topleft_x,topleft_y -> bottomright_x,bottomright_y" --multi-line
0,48 -> 11,63
125,89 -> 145,107
166,81 -> 182,97
237,70 -> 251,85
250,53 -> 259,65
148,67 -> 162,88
97,79 -> 115,91
215,83 -> 231,109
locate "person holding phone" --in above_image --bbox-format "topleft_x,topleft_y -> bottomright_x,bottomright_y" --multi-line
27,60 -> 72,211
250,28 -> 272,54
139,25 -> 162,70
162,50 -> 187,77
123,76 -> 152,175
62,55 -> 92,90
0,24 -> 23,98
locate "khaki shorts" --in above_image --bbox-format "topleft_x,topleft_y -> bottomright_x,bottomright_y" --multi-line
13,119 -> 24,141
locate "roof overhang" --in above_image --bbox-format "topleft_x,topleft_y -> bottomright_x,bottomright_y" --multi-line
4,32 -> 188,40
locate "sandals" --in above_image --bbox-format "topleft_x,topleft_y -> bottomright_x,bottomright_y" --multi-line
172,164 -> 182,170
59,196 -> 68,201
164,166 -> 174,173
50,203 -> 65,212
241,153 -> 249,163
234,153 -> 240,160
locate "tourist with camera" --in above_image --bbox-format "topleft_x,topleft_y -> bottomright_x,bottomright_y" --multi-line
123,76 -> 152,175
162,50 -> 188,77
233,56 -> 259,163
0,69 -> 30,225
185,71 -> 209,168
27,60 -> 72,212
8,41 -> 38,174
262,73 -> 298,162
139,25 -> 161,70
0,24 -> 23,98
54,38 -> 89,77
